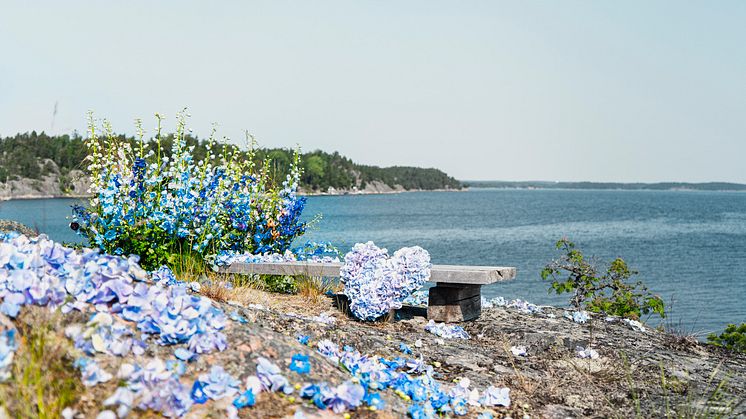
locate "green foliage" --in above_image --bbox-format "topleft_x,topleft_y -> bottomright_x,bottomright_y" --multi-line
707,323 -> 746,353
260,275 -> 299,294
0,131 -> 462,192
0,131 -> 87,182
541,238 -> 666,320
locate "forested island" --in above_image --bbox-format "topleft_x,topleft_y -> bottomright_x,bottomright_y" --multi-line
0,131 -> 462,199
465,180 -> 746,192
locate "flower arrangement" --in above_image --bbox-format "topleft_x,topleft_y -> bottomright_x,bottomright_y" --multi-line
72,111 -> 309,269
340,242 -> 431,321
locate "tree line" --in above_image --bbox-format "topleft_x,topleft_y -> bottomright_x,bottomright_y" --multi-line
0,131 -> 462,192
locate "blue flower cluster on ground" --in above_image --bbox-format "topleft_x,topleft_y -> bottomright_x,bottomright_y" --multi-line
305,338 -> 511,417
0,232 -> 521,417
424,320 -> 471,340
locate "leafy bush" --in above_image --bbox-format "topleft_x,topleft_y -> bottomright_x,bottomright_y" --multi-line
72,111 -> 309,270
707,323 -> 746,353
541,239 -> 665,320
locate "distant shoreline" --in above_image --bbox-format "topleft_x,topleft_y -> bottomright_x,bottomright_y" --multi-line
4,184 -> 746,202
464,180 -> 746,192
0,188 -> 467,202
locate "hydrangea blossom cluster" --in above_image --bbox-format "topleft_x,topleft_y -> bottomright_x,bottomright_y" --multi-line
114,358 -> 194,417
299,380 -> 366,413
71,112 -> 309,269
0,233 -> 230,382
0,233 -> 148,318
424,320 -> 470,340
122,281 -> 228,357
340,242 -> 431,321
192,365 -> 241,402
312,339 -> 510,417
65,312 -> 146,357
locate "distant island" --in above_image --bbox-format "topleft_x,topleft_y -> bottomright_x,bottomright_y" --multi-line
0,131 -> 462,200
464,180 -> 746,192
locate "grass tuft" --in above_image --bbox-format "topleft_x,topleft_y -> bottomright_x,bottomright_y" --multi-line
297,274 -> 339,303
0,310 -> 82,419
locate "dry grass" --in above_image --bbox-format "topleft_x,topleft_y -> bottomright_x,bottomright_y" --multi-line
297,274 -> 340,303
0,310 -> 82,419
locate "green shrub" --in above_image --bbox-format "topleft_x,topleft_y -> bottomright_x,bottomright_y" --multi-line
541,238 -> 665,320
260,275 -> 298,294
707,323 -> 746,353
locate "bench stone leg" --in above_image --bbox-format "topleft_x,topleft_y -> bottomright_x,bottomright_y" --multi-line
427,284 -> 482,322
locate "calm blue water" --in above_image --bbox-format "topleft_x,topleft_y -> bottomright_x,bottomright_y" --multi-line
1,189 -> 744,334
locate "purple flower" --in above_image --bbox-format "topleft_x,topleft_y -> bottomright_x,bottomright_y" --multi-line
316,339 -> 340,362
174,348 -> 195,361
480,386 -> 511,407
340,242 -> 431,321
327,381 -> 365,413
256,357 -> 289,392
198,366 -> 240,400
103,387 -> 135,417
79,359 -> 113,387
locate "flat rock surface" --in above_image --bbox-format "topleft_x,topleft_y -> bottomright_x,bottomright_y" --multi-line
1,275 -> 745,418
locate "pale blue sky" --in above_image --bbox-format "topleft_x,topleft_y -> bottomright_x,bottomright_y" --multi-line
1,1 -> 744,182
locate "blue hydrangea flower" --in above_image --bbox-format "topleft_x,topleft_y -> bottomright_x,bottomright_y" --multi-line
340,242 -> 431,321
232,389 -> 256,409
289,354 -> 311,375
296,335 -> 310,345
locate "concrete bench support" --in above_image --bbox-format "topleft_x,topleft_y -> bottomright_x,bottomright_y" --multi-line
220,262 -> 516,322
427,284 -> 482,322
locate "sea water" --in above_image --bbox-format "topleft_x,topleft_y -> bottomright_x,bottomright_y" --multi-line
1,188 -> 744,333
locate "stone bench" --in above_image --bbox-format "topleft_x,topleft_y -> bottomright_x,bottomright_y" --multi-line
220,262 -> 516,322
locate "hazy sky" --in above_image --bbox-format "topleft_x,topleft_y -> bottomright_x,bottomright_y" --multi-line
1,1 -> 744,182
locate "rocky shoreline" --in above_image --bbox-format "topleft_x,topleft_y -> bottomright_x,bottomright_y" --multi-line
3,283 -> 745,418
0,160 -> 463,201
0,224 -> 744,418
0,180 -> 464,202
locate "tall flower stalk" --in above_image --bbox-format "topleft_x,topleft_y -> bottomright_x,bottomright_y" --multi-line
72,111 -> 308,269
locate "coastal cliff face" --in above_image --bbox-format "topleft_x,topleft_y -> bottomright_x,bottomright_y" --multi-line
0,160 -> 89,201
0,172 -> 454,200
299,180 -> 409,196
